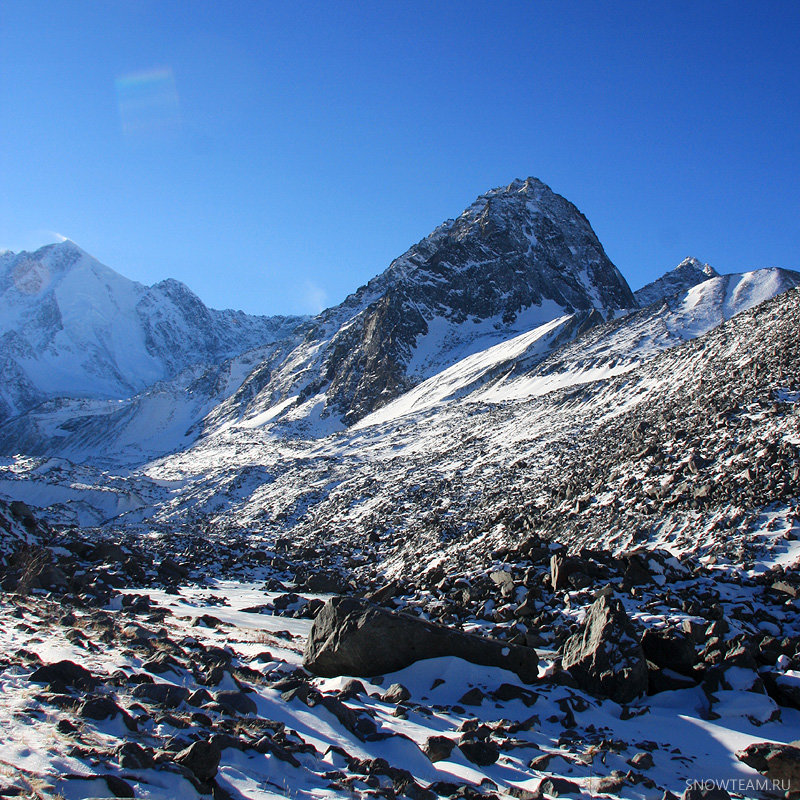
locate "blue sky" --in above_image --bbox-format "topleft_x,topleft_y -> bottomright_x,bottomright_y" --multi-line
1,1 -> 798,315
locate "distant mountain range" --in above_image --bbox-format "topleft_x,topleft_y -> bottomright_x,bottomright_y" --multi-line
0,178 -> 798,548
0,241 -> 306,422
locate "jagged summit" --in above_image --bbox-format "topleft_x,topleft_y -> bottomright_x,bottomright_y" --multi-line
367,176 -> 637,317
203,178 -> 637,431
677,256 -> 717,276
634,256 -> 719,306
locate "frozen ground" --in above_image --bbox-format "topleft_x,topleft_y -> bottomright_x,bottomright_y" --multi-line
1,572 -> 799,800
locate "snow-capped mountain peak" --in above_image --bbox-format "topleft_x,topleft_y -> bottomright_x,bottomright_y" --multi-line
0,242 -> 306,422
634,256 -> 720,306
205,178 -> 638,431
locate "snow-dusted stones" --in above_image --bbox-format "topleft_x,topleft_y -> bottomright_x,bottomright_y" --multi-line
422,735 -> 456,762
560,594 -> 647,704
174,739 -> 221,785
303,596 -> 539,681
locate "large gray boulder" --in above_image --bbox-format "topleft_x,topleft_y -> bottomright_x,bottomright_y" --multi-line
561,594 -> 647,703
303,597 -> 538,682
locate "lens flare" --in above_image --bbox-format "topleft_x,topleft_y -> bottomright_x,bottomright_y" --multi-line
115,67 -> 180,137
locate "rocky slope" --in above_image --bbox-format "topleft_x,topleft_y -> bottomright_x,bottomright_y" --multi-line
0,511 -> 797,799
634,256 -> 718,306
0,241 -> 306,422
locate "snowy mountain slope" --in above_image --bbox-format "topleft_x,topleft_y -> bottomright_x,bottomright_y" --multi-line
0,241 -> 306,421
2,267 -> 797,566
355,266 -> 799,428
118,280 -> 799,581
634,256 -> 718,306
5,262 -> 784,467
0,337 -> 306,466
201,177 -> 637,432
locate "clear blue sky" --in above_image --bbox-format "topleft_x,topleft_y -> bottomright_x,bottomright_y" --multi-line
1,1 -> 798,315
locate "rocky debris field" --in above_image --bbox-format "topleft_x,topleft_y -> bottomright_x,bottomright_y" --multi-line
260,282 -> 800,585
2,499 -> 800,799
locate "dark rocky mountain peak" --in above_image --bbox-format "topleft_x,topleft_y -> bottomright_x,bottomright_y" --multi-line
634,256 -> 720,306
208,177 -> 638,429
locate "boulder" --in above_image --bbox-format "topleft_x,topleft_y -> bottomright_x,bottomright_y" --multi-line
737,742 -> 800,789
561,594 -> 647,703
303,597 -> 538,682
642,627 -> 697,674
29,660 -> 98,690
550,554 -> 583,591
382,683 -> 411,704
214,689 -> 258,715
423,735 -> 455,762
79,696 -> 123,721
535,777 -> 581,797
174,740 -> 221,784
131,682 -> 189,708
458,738 -> 499,766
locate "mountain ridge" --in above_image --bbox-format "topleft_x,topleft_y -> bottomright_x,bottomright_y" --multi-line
634,255 -> 719,306
198,177 -> 638,433
0,241 -> 307,422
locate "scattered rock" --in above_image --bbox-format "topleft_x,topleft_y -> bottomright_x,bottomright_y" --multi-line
29,660 -> 98,690
382,683 -> 411,704
131,682 -> 190,708
423,736 -> 456,762
737,741 -> 800,789
535,776 -> 581,797
215,689 -> 258,715
458,738 -> 499,767
174,739 -> 221,784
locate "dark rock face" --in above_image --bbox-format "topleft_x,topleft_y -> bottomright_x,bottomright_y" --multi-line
303,597 -> 538,682
320,178 -> 635,425
561,595 -> 647,703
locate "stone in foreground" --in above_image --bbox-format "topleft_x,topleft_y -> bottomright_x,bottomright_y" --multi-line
736,742 -> 800,790
560,594 -> 647,703
303,597 -> 538,682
